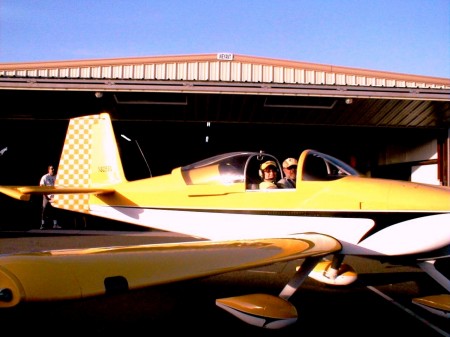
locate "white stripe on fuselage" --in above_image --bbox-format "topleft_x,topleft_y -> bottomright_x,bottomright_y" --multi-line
89,207 -> 450,256
89,206 -> 374,250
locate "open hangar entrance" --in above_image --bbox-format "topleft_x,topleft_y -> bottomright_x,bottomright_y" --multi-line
0,87 -> 448,183
0,54 -> 449,228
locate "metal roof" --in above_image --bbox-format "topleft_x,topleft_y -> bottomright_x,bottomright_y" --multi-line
0,53 -> 449,89
0,53 -> 449,129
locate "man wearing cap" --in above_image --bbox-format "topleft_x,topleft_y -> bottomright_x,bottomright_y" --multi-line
278,157 -> 298,188
259,160 -> 279,189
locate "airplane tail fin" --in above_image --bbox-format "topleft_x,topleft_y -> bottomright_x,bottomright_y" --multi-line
53,113 -> 126,212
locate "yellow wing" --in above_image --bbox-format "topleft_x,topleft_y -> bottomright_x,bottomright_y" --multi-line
0,234 -> 340,307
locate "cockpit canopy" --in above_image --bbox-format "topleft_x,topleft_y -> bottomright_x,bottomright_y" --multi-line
180,149 -> 359,188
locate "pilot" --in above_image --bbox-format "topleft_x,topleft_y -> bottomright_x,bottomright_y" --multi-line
278,157 -> 298,188
259,161 -> 278,189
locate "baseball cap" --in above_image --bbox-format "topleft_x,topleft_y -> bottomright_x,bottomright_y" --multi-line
283,158 -> 298,168
260,160 -> 277,171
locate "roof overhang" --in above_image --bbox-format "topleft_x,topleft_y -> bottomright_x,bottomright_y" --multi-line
0,77 -> 448,101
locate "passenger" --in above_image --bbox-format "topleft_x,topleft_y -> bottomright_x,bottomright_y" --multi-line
259,161 -> 278,189
278,157 -> 298,188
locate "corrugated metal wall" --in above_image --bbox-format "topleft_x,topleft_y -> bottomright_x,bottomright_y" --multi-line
1,53 -> 448,89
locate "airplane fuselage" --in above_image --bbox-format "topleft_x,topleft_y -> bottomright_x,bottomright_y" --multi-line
82,172 -> 450,258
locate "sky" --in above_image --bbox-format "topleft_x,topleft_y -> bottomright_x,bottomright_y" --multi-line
0,0 -> 449,79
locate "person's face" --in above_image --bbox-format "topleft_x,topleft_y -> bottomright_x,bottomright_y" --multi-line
283,165 -> 297,179
48,166 -> 55,175
263,167 -> 277,181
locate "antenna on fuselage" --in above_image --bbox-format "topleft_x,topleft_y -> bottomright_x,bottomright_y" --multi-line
120,134 -> 152,178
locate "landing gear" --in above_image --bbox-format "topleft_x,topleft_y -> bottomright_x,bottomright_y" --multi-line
308,254 -> 358,286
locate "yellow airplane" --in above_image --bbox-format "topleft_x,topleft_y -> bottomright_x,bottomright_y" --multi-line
0,113 -> 449,329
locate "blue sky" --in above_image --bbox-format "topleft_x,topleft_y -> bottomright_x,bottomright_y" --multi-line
1,0 -> 449,78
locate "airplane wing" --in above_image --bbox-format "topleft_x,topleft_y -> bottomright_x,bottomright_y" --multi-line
0,234 -> 340,308
0,186 -> 115,201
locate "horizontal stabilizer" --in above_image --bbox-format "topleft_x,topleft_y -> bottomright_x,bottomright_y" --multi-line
0,186 -> 115,201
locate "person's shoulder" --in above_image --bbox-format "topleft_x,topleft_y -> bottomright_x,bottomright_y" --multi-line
40,173 -> 50,184
277,178 -> 295,188
260,181 -> 277,189
277,178 -> 287,185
